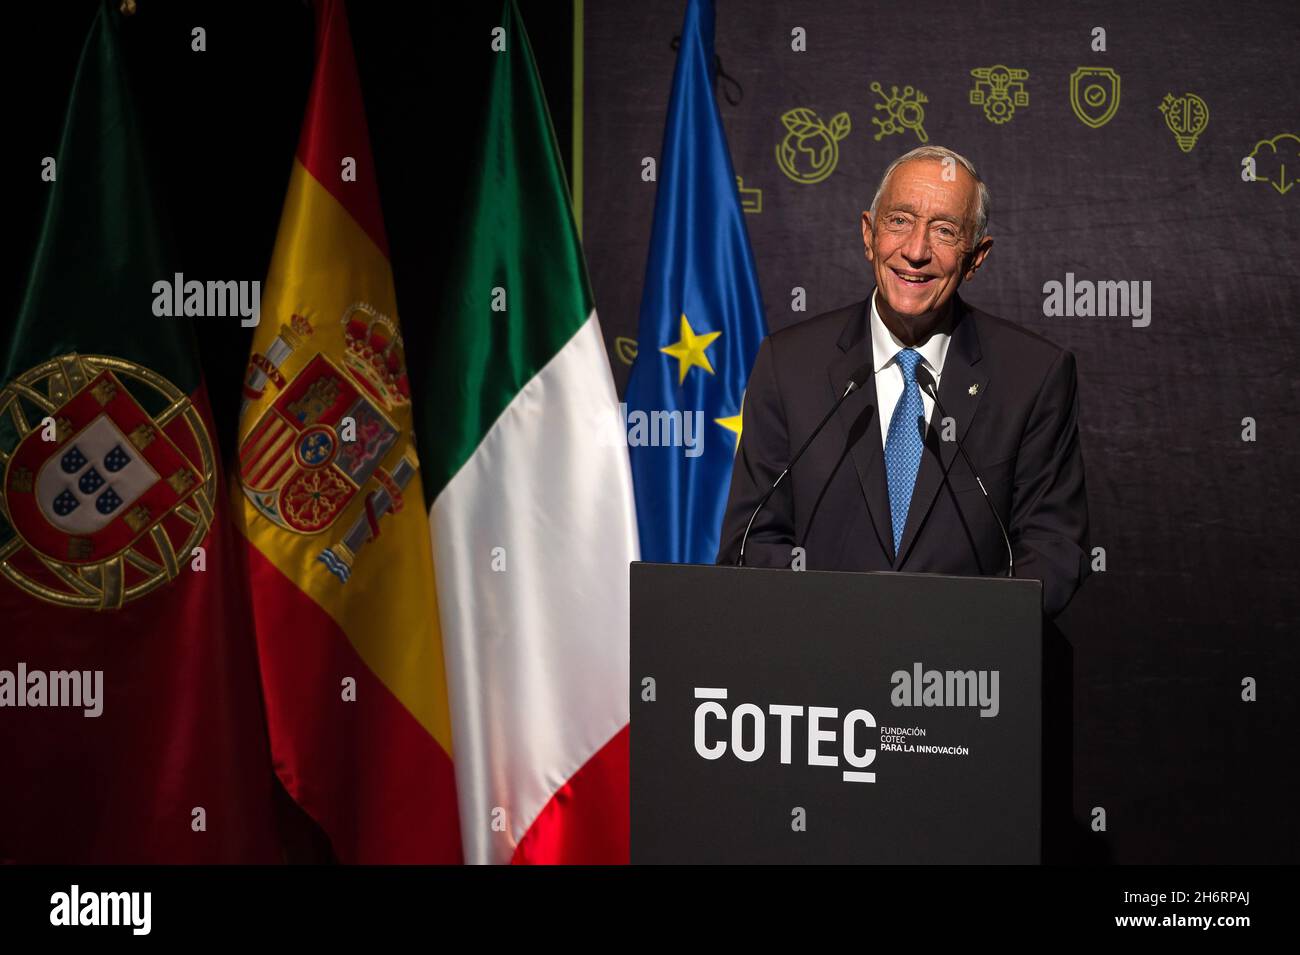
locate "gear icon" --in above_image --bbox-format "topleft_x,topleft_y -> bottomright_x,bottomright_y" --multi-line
970,65 -> 1029,125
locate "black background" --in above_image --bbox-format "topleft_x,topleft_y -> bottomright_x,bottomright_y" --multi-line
4,0 -> 571,465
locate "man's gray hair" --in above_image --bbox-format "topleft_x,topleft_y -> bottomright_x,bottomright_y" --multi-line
869,145 -> 991,243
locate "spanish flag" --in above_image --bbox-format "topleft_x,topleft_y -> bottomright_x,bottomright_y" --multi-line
233,0 -> 460,862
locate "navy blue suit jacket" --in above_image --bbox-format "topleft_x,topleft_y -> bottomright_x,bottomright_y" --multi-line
716,294 -> 1090,617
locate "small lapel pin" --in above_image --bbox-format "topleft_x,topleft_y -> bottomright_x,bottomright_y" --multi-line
968,383 -> 980,396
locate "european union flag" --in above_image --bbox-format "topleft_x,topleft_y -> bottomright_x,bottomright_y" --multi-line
625,0 -> 767,564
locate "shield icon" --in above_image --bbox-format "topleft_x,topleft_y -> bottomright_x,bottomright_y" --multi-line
1069,67 -> 1121,128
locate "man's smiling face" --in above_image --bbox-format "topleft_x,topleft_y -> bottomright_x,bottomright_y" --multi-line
861,158 -> 992,342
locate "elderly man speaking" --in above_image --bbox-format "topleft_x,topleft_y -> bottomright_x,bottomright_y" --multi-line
716,145 -> 1089,617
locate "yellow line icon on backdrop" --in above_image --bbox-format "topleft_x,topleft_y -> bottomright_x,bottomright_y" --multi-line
871,82 -> 929,142
775,107 -> 851,185
970,65 -> 1029,124
1159,93 -> 1209,152
1069,67 -> 1121,129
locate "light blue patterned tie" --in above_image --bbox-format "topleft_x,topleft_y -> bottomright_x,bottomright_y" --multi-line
885,348 -> 925,555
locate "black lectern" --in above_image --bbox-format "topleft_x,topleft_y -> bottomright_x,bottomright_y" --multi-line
630,562 -> 1043,864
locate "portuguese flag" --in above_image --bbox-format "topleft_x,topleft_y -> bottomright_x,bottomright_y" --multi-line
0,1 -> 278,862
419,0 -> 639,863
232,0 -> 460,862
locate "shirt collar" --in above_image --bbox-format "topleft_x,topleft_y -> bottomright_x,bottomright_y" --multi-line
869,288 -> 953,378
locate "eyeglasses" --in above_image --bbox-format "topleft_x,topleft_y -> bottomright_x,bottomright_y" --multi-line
878,212 -> 966,248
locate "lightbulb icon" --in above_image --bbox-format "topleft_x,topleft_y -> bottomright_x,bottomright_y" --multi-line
1159,92 -> 1209,152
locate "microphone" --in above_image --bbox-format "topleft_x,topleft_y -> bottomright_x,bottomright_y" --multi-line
915,366 -> 1014,578
737,362 -> 874,567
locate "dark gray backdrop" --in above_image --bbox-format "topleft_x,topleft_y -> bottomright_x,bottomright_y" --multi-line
584,0 -> 1300,863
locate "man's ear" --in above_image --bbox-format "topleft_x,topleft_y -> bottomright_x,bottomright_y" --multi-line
963,236 -> 993,281
861,211 -> 875,263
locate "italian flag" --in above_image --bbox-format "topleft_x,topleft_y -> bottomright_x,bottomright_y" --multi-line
417,0 -> 639,863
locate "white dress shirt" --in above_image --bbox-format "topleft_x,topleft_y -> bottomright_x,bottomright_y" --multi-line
869,289 -> 952,449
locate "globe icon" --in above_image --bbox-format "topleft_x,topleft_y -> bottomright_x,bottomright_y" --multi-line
775,108 -> 851,185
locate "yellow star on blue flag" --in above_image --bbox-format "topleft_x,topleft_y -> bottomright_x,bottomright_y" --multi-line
660,313 -> 721,384
715,408 -> 743,447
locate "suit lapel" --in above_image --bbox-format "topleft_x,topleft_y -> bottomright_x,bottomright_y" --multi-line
894,298 -> 988,569
827,300 -> 893,562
